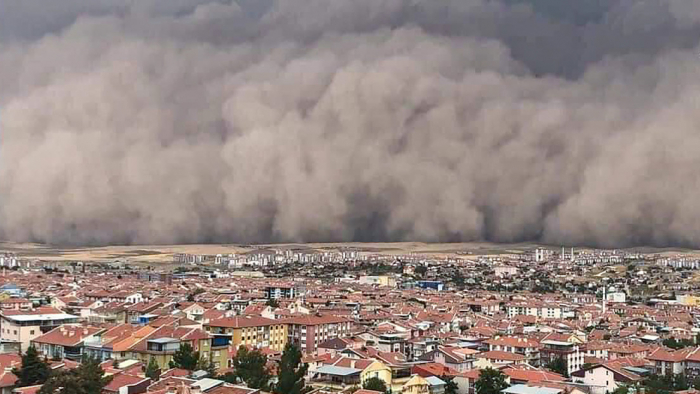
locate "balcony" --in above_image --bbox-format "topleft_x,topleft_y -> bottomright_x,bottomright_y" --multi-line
146,338 -> 181,353
212,335 -> 232,348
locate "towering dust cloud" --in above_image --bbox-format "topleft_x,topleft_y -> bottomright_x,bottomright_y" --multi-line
1,0 -> 700,247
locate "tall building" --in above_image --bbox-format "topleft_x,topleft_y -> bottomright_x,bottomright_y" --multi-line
283,315 -> 352,354
204,316 -> 287,352
0,308 -> 79,351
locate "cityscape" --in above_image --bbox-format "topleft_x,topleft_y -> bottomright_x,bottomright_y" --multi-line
0,244 -> 695,394
3,0 -> 700,394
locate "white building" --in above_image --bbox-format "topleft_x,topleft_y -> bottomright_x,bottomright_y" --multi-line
606,292 -> 626,303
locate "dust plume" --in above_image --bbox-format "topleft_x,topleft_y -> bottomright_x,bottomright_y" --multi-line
1,0 -> 700,247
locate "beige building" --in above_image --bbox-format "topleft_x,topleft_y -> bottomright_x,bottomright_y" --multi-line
0,309 -> 79,351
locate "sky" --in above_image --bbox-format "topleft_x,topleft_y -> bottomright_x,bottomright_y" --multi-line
1,0 -> 700,247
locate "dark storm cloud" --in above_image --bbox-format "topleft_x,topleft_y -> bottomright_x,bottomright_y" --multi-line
1,0 -> 700,247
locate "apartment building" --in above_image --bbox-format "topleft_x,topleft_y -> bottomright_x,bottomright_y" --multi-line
266,285 -> 304,300
284,315 -> 352,354
0,308 -> 79,351
505,302 -> 562,319
540,340 -> 584,376
485,336 -> 541,366
205,315 -> 288,352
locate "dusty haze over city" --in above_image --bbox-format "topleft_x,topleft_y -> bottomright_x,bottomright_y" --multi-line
1,0 -> 700,247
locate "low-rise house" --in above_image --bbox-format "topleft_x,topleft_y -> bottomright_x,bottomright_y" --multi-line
419,346 -> 474,372
31,325 -> 105,361
474,351 -> 527,368
571,359 -> 647,394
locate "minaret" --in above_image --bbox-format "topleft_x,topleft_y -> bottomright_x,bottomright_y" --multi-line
602,286 -> 607,314
571,247 -> 574,262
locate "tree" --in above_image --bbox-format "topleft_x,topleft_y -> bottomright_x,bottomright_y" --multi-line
187,288 -> 205,302
39,356 -> 112,394
197,356 -> 218,378
414,265 -> 428,276
220,372 -> 238,384
233,346 -> 271,389
611,386 -> 628,394
443,376 -> 458,394
266,299 -> 280,308
663,337 -> 694,350
274,344 -> 309,394
145,357 -> 160,381
452,272 -> 465,288
13,346 -> 51,387
362,377 -> 388,393
474,367 -> 508,394
170,342 -> 199,371
546,356 -> 568,377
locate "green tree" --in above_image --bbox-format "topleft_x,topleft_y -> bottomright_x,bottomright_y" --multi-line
546,356 -> 568,377
611,386 -> 628,394
39,356 -> 112,394
362,377 -> 388,393
674,373 -> 690,391
169,342 -> 199,371
414,265 -> 428,276
443,376 -> 458,394
186,288 -> 205,302
145,357 -> 160,381
233,346 -> 271,389
220,372 -> 238,384
643,373 -> 677,394
274,344 -> 309,394
13,346 -> 51,387
266,299 -> 280,308
197,356 -> 218,377
663,337 -> 694,350
474,367 -> 508,394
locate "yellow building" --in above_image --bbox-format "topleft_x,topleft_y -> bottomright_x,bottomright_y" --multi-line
205,316 -> 288,353
361,360 -> 413,393
125,326 -> 215,371
401,375 -> 430,394
677,295 -> 700,306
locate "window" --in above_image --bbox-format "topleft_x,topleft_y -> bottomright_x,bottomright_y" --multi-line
30,330 -> 35,335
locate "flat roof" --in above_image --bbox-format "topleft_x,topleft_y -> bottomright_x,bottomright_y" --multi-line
622,366 -> 650,374
148,338 -> 180,344
315,365 -> 362,376
5,314 -> 78,322
502,385 -> 561,394
425,376 -> 446,386
192,378 -> 224,391
541,340 -> 574,346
